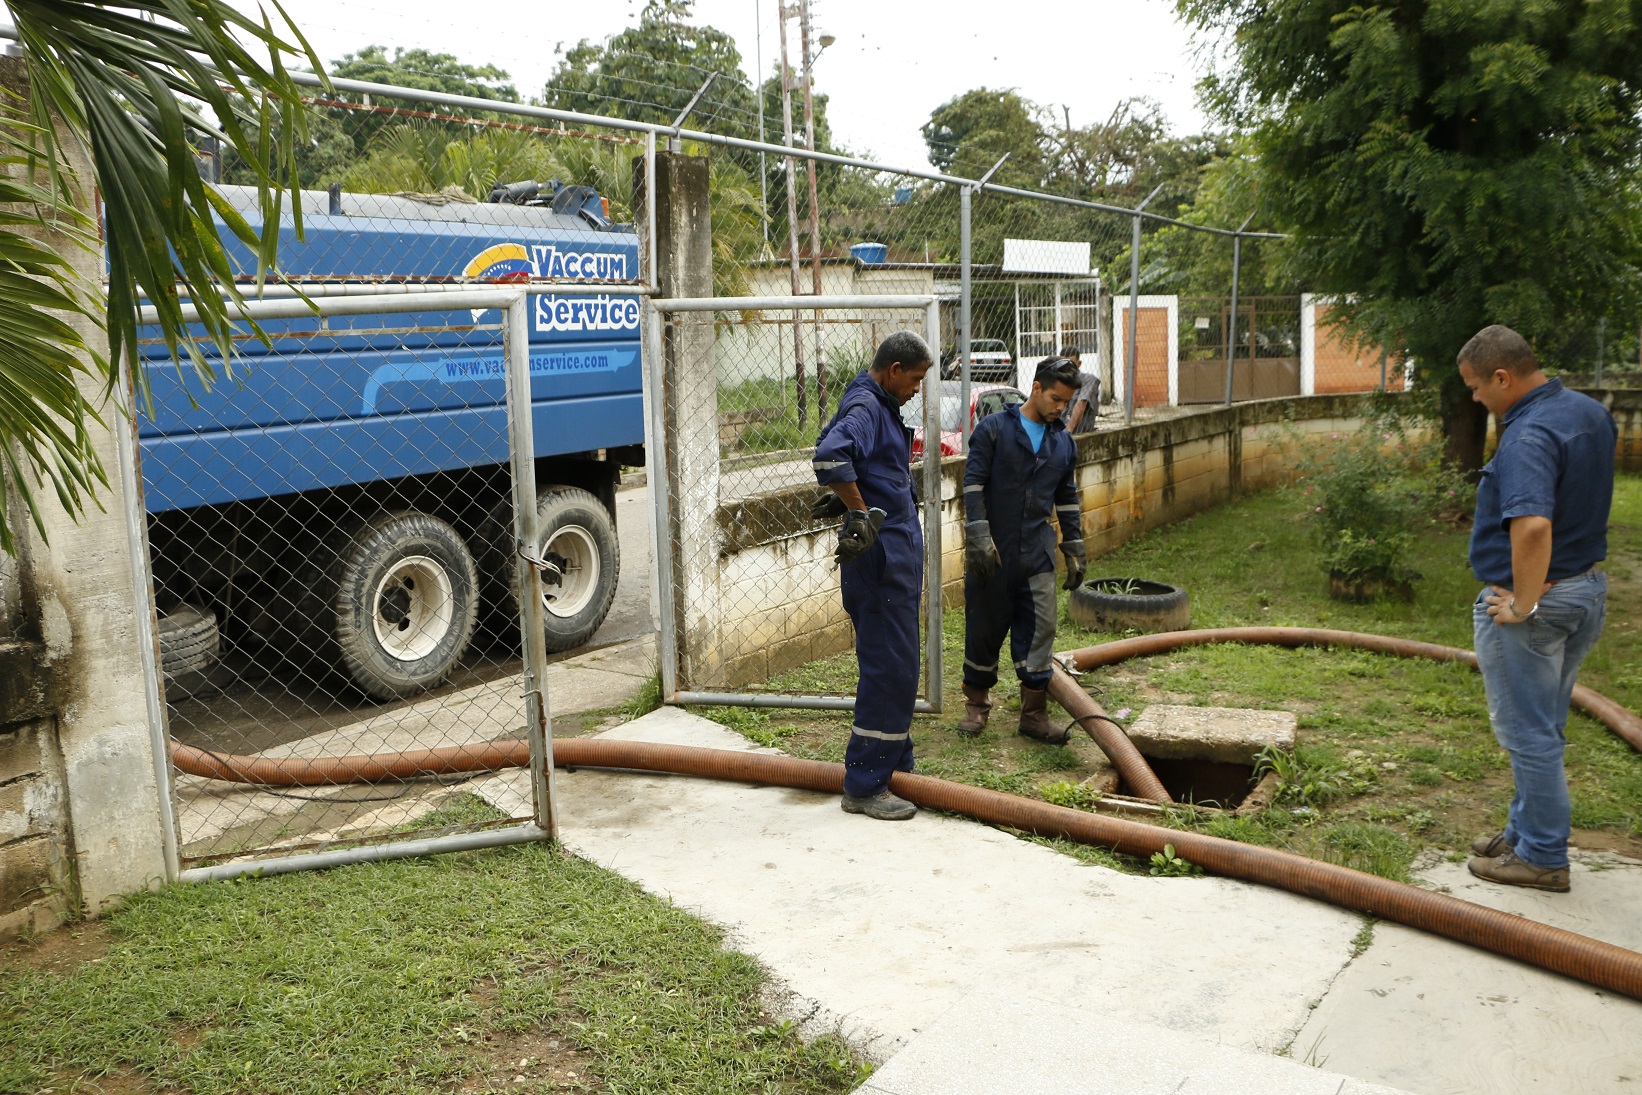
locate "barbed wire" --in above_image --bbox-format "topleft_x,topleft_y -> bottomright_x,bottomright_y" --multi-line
302,97 -> 645,145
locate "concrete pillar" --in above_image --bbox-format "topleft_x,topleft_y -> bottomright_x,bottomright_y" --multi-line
1,57 -> 169,917
636,153 -> 725,688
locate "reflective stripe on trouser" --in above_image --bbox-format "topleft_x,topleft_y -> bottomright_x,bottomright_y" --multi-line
840,528 -> 923,798
1471,571 -> 1607,869
962,569 -> 1058,692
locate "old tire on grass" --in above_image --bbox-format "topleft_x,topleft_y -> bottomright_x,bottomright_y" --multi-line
1067,578 -> 1190,634
328,511 -> 480,701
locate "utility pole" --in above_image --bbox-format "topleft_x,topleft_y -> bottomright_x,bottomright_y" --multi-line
777,2 -> 807,424
799,0 -> 827,412
755,0 -> 768,250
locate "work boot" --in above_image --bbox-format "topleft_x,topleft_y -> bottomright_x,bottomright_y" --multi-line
1471,830 -> 1510,858
840,789 -> 918,821
956,684 -> 991,737
1467,851 -> 1570,893
1017,687 -> 1070,745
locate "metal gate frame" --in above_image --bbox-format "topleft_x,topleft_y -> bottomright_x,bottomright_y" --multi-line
644,293 -> 945,714
122,287 -> 570,882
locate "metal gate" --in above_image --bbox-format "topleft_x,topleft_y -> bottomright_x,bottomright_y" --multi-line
644,293 -> 945,712
132,289 -> 562,881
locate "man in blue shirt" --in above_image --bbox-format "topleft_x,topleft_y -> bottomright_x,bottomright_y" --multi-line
958,356 -> 1085,742
1460,325 -> 1616,893
813,332 -> 933,821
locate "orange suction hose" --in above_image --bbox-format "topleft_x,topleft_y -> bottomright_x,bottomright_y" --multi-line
166,625 -> 1642,1002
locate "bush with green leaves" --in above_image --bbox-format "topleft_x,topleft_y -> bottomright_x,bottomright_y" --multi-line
1292,411 -> 1473,586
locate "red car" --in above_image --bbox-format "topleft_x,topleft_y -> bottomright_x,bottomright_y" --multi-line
902,382 -> 1027,459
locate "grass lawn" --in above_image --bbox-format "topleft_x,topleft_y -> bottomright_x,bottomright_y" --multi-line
0,797 -> 868,1095
698,473 -> 1642,882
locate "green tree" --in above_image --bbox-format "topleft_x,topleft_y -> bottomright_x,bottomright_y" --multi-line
328,46 -> 520,153
221,104 -> 355,188
1,0 -> 315,554
1179,0 -> 1642,468
542,1 -> 760,141
922,88 -> 1049,183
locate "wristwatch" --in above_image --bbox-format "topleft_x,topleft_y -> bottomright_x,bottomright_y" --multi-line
1508,597 -> 1538,619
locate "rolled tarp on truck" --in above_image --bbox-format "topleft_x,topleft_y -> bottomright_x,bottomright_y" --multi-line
137,184 -> 645,701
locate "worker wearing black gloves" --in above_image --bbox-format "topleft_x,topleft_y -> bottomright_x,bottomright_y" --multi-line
812,332 -> 934,821
959,356 -> 1085,743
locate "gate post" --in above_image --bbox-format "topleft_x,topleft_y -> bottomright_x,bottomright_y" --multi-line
637,152 -> 723,692
1,57 -> 173,917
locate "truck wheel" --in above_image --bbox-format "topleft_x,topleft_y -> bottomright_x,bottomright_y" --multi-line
518,487 -> 620,652
329,511 -> 479,701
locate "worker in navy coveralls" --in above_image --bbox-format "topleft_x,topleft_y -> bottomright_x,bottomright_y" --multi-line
1459,325 -> 1616,893
812,332 -> 933,822
958,356 -> 1086,742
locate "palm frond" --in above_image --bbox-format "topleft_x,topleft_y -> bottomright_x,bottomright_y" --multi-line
0,0 -> 323,553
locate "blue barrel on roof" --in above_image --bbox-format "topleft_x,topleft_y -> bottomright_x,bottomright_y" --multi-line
850,242 -> 888,265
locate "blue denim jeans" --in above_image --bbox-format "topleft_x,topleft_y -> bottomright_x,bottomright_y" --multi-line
1472,570 -> 1607,869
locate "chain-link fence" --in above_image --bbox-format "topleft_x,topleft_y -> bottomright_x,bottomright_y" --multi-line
646,295 -> 945,708
115,72 -> 1392,880
139,278 -> 615,876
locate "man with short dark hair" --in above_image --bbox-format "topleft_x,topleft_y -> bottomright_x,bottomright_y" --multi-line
958,355 -> 1085,742
1059,345 -> 1101,434
813,331 -> 934,821
1459,324 -> 1616,892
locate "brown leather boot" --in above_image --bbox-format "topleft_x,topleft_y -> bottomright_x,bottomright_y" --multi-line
1018,686 -> 1069,744
956,684 -> 991,737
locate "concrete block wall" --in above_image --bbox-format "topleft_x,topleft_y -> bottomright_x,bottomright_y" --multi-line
0,642 -> 75,937
1582,388 -> 1642,471
698,394 -> 1386,690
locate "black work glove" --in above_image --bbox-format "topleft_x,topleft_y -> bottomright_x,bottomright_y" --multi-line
810,490 -> 847,523
835,507 -> 887,565
965,520 -> 1002,582
1060,539 -> 1087,591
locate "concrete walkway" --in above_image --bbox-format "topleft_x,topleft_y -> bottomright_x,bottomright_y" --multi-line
474,707 -> 1642,1095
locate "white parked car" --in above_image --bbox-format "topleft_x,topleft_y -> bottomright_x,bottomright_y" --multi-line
941,339 -> 1014,383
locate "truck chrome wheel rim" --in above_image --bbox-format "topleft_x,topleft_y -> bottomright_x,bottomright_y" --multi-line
373,555 -> 455,661
540,524 -> 599,618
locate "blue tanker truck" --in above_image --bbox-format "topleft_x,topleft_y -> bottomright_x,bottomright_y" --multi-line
140,182 -> 644,701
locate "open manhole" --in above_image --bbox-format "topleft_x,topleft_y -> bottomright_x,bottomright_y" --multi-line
1125,756 -> 1259,810
1097,704 -> 1295,815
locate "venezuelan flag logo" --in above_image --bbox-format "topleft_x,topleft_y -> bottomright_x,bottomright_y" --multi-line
463,243 -> 532,282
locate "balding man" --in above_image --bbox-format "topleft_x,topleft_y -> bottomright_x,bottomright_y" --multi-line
1459,324 -> 1616,893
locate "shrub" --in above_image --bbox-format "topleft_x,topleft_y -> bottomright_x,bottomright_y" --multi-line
1292,410 -> 1472,587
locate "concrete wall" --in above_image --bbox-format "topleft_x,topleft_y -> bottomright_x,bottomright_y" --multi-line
701,393 -> 1384,689
716,263 -> 933,386
1583,388 -> 1642,471
0,643 -> 74,936
0,56 -> 169,936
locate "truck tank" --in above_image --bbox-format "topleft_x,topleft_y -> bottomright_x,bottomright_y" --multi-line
139,184 -> 645,701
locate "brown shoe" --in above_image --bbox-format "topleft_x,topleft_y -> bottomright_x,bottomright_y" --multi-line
956,684 -> 991,737
1468,851 -> 1570,893
1471,830 -> 1509,858
1017,686 -> 1070,745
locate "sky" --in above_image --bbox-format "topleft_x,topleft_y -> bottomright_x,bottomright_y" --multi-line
241,0 -> 1215,171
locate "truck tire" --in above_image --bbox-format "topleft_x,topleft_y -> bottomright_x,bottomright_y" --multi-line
515,487 -> 620,652
326,511 -> 480,701
157,603 -> 219,678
